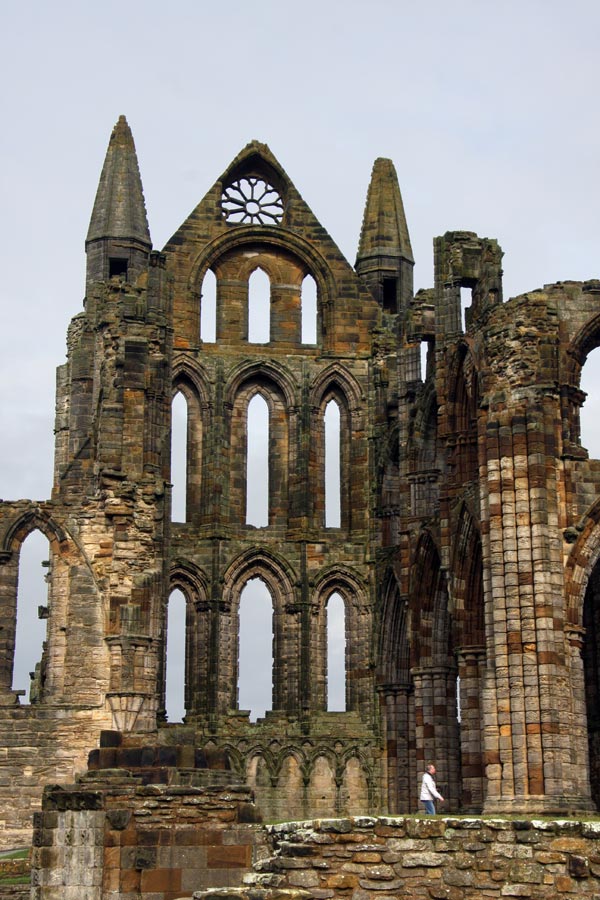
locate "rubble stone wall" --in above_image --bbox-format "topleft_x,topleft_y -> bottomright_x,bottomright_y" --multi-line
247,815 -> 600,899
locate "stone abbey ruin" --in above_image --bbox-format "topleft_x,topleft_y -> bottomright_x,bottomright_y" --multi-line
2,116 -> 600,870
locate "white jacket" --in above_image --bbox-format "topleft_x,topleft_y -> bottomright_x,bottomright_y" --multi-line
420,771 -> 443,801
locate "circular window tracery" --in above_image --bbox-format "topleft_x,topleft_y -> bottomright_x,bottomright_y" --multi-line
221,177 -> 284,225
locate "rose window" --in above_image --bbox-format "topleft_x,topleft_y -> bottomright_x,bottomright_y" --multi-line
221,177 -> 283,225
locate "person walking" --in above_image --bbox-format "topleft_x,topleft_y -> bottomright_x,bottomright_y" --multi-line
420,763 -> 444,814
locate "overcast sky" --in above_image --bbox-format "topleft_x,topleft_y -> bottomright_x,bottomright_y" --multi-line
2,1 -> 600,716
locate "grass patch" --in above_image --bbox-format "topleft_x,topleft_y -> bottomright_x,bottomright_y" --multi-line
0,850 -> 29,861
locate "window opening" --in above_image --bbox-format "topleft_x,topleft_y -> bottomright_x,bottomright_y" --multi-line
324,399 -> 341,528
238,577 -> 273,721
382,277 -> 397,313
581,347 -> 600,458
221,177 -> 283,225
420,339 -> 429,381
326,591 -> 346,711
171,392 -> 187,522
165,589 -> 186,722
12,530 -> 49,703
460,287 -> 472,332
200,269 -> 217,343
248,268 -> 270,343
246,394 -> 269,527
301,274 -> 318,344
109,257 -> 128,279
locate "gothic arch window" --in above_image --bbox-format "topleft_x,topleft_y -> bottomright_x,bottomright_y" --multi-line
246,394 -> 269,527
200,268 -> 217,343
228,375 -> 289,529
312,570 -> 369,715
301,274 -> 318,344
221,550 -> 299,716
310,377 -> 357,531
171,392 -> 188,522
168,563 -> 210,719
324,399 -> 341,528
11,529 -> 50,703
248,268 -> 271,343
171,373 -> 207,525
165,588 -> 186,722
326,591 -> 346,711
238,577 -> 273,720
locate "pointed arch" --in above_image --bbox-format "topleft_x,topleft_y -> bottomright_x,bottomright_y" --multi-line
0,507 -> 108,706
409,530 -> 450,667
165,589 -> 186,722
11,530 -> 49,703
301,273 -> 318,344
199,267 -> 217,343
326,591 -> 346,711
312,566 -> 369,715
167,559 -> 210,719
310,363 -> 363,411
378,568 -> 410,687
0,508 -> 68,700
446,343 -> 479,486
225,359 -> 298,409
377,566 -> 414,814
246,393 -> 269,527
2,507 -> 68,553
248,267 -> 271,343
226,366 -> 293,529
451,502 -> 485,649
238,576 -> 273,719
562,313 -> 600,454
171,392 -> 188,522
188,229 -> 335,331
310,365 -> 364,532
172,361 -> 211,525
221,549 -> 299,714
409,528 -> 461,810
324,399 -> 341,527
450,502 -> 486,811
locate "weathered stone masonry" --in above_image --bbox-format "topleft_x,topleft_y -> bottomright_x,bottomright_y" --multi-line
3,116 -> 600,848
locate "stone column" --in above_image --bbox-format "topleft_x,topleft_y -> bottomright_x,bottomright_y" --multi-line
482,404 -> 595,814
380,683 -> 414,813
456,646 -> 486,812
412,665 -> 460,810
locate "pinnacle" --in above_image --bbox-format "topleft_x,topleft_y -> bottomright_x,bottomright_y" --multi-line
86,115 -> 151,246
356,157 -> 413,264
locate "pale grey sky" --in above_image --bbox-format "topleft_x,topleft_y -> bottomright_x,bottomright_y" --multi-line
2,0 -> 600,716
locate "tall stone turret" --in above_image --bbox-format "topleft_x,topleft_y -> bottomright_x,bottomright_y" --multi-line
85,115 -> 152,288
51,116 -> 170,733
356,157 -> 414,313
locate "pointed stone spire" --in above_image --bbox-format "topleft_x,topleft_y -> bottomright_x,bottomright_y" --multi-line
356,158 -> 414,312
86,116 -> 151,286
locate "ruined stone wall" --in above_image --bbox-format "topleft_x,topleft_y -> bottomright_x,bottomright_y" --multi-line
245,815 -> 600,899
31,777 -> 266,900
